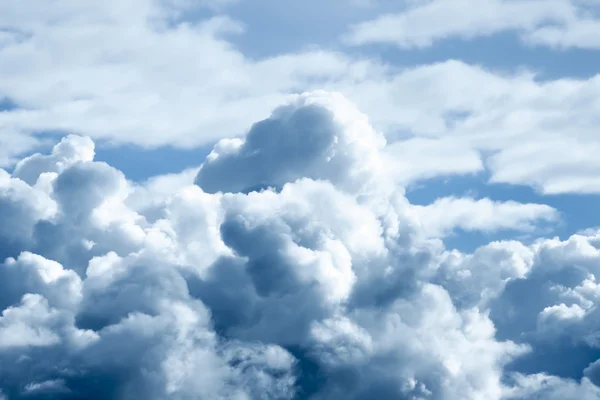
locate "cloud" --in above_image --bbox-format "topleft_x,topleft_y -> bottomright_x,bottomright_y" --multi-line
13,135 -> 95,186
1,91 -> 600,399
350,60 -> 600,194
0,295 -> 64,349
411,196 -> 559,238
194,91 -> 388,197
0,0 -> 382,163
524,13 -> 600,49
345,0 -> 600,49
434,240 -> 535,310
487,138 -> 600,194
384,137 -> 484,186
436,230 -> 600,397
1,0 -> 600,197
0,169 -> 57,254
504,373 -> 600,399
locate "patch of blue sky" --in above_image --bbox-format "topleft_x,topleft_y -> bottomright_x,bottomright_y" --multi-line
94,143 -> 211,182
0,97 -> 17,111
223,0 -> 379,57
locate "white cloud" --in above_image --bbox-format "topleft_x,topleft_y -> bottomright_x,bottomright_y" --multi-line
23,379 -> 69,395
504,374 -> 600,399
411,196 -> 559,238
435,240 -> 535,309
487,138 -> 600,194
125,166 -> 200,215
194,91 -> 389,197
1,252 -> 82,311
0,0 -> 600,196
13,135 -> 95,181
345,0 -> 600,49
384,137 -> 484,186
0,295 -> 62,349
1,92 -> 599,398
0,0 -> 382,162
524,14 -> 600,49
0,168 -> 57,244
351,60 -> 600,194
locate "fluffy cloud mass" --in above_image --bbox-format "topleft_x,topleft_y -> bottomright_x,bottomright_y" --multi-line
1,92 -> 600,399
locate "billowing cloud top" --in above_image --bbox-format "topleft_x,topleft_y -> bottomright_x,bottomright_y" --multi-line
0,92 -> 599,399
195,91 -> 387,197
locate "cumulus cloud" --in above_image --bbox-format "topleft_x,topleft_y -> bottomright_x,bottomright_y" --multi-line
1,92 -> 600,399
12,135 -> 95,186
194,91 -> 388,197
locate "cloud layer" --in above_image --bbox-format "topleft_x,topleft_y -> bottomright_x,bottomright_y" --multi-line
346,0 -> 600,49
2,0 -> 600,196
1,92 -> 599,399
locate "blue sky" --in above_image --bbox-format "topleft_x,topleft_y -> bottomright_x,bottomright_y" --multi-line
3,1 -> 600,399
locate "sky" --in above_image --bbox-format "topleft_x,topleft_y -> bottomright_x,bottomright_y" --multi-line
2,0 -> 600,399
